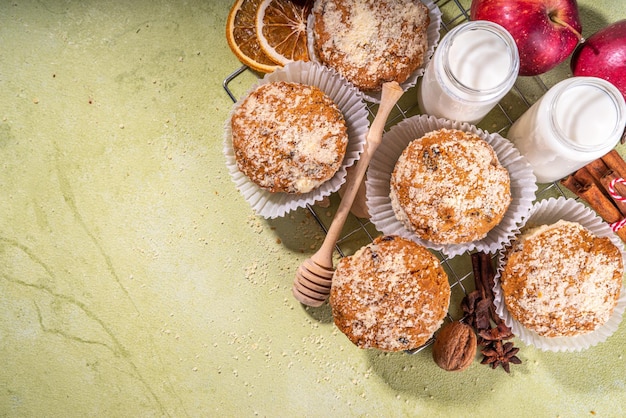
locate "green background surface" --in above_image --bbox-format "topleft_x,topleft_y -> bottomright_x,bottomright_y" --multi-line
1,0 -> 625,417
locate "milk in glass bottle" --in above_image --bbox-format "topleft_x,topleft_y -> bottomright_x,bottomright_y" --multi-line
418,20 -> 519,124
507,77 -> 626,183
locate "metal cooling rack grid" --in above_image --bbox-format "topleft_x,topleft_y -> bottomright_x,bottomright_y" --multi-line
222,0 -> 575,351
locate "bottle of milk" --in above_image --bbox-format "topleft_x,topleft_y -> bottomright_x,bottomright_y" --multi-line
418,20 -> 519,124
507,77 -> 626,183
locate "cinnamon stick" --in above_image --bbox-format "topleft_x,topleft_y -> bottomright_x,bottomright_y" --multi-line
572,166 -> 608,198
560,174 -> 586,196
470,252 -> 487,301
601,150 -> 626,179
600,170 -> 626,217
584,158 -> 611,183
469,253 -> 491,332
578,183 -> 626,242
562,167 -> 626,242
479,252 -> 502,326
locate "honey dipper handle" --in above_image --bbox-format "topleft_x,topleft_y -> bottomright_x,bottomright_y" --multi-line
311,81 -> 404,267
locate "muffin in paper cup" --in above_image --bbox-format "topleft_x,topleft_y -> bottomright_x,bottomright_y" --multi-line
366,114 -> 537,258
223,60 -> 369,219
493,197 -> 626,352
306,0 -> 442,103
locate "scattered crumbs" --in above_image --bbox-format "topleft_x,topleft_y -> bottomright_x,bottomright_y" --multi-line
246,214 -> 264,234
32,98 -> 39,104
119,124 -> 124,129
192,367 -> 198,372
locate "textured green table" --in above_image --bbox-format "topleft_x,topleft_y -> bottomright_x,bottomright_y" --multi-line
1,0 -> 624,416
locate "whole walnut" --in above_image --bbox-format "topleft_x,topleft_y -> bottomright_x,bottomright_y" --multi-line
432,321 -> 477,371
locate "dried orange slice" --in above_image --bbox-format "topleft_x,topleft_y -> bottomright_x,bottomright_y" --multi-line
255,0 -> 312,66
226,0 -> 280,73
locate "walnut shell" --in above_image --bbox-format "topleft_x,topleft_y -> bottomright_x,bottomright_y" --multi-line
432,321 -> 477,371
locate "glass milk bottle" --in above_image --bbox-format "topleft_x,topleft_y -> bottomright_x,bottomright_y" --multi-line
507,77 -> 626,183
418,20 -> 519,124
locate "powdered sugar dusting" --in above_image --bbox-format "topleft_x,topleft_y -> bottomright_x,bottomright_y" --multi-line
231,81 -> 348,194
312,0 -> 430,91
330,236 -> 450,351
390,128 -> 511,244
501,220 -> 623,337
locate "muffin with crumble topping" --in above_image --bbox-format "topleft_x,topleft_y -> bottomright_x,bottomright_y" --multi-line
311,0 -> 431,92
330,235 -> 450,352
389,128 -> 511,245
500,219 -> 623,338
230,81 -> 348,194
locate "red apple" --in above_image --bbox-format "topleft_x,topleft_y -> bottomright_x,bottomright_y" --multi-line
571,20 -> 626,102
470,0 -> 583,76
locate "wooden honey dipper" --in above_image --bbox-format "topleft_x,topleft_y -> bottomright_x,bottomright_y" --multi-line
292,81 -> 404,307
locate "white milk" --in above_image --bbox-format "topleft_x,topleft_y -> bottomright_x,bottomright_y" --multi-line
418,21 -> 519,124
507,77 -> 626,183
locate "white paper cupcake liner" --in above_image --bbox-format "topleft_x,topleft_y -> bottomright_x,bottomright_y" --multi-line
493,197 -> 626,352
306,0 -> 442,103
223,60 -> 369,219
366,114 -> 537,258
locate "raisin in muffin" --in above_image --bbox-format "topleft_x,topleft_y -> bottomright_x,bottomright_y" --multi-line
500,220 -> 623,338
330,235 -> 450,351
389,128 -> 511,244
312,0 -> 430,91
230,81 -> 348,194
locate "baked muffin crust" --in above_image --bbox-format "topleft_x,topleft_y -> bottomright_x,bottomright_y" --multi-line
500,220 -> 623,337
231,81 -> 348,194
390,128 -> 511,244
312,0 -> 430,91
330,235 -> 450,351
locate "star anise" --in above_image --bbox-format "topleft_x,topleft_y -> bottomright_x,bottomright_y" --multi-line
481,340 -> 522,373
478,321 -> 514,342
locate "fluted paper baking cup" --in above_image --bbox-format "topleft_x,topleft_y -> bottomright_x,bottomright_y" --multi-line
493,197 -> 626,352
366,114 -> 537,258
307,0 -> 441,103
223,60 -> 369,219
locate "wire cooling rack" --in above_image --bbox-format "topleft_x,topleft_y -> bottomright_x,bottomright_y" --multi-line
223,0 -> 574,351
